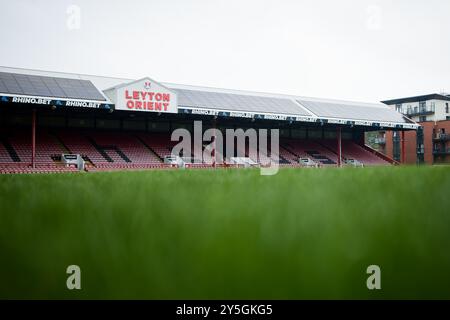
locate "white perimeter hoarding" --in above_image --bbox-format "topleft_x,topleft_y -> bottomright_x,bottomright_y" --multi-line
104,77 -> 178,113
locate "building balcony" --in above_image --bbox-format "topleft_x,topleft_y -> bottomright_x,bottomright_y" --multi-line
433,133 -> 450,141
405,106 -> 435,117
433,148 -> 450,155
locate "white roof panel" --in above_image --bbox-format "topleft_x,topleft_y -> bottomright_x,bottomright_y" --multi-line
175,88 -> 312,116
296,98 -> 411,123
0,66 -> 418,127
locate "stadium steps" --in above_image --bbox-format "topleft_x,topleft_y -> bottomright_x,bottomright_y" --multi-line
305,150 -> 336,165
0,137 -> 21,162
114,149 -> 131,163
362,144 -> 399,165
320,139 -> 392,166
51,132 -> 71,154
317,141 -> 340,157
87,137 -> 113,162
281,144 -> 300,158
100,147 -> 132,163
135,135 -> 164,162
282,143 -> 317,164
83,135 -> 132,163
278,155 -> 290,164
281,144 -> 310,164
314,141 -> 342,164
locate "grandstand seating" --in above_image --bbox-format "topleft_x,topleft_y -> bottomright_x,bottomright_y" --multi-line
57,130 -> 109,165
231,139 -> 294,165
0,130 -> 64,164
0,129 -> 392,174
0,140 -> 13,163
278,146 -> 298,164
320,139 -> 390,166
282,139 -> 338,165
136,133 -> 180,161
89,132 -> 162,164
232,143 -> 258,163
86,163 -> 173,172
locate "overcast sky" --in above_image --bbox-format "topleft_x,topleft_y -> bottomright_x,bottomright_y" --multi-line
1,0 -> 449,103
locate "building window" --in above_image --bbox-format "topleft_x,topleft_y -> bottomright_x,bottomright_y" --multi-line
446,103 -> 449,113
419,116 -> 427,122
395,104 -> 402,112
407,105 -> 412,115
431,101 -> 436,111
419,101 -> 426,112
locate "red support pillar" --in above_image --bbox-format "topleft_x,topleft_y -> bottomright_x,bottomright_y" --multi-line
401,130 -> 406,164
31,109 -> 36,169
212,119 -> 216,168
337,127 -> 342,167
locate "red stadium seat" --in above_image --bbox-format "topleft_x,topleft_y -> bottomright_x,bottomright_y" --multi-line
0,128 -> 392,174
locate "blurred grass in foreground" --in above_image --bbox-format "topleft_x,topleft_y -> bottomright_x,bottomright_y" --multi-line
0,166 -> 449,299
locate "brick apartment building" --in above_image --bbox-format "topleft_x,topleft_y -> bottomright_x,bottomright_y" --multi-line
376,93 -> 450,165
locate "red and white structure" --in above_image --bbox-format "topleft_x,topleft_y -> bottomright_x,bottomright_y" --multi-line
0,66 -> 418,173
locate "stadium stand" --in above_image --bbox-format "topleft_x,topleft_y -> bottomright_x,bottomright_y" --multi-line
0,129 -> 80,173
56,131 -> 173,171
0,66 -> 413,174
0,163 -> 79,174
281,139 -> 338,166
320,139 -> 390,166
89,132 -> 161,164
279,146 -> 301,165
136,133 -> 180,161
57,130 -> 108,165
0,138 -> 15,163
0,128 -> 395,174
2,129 -> 63,164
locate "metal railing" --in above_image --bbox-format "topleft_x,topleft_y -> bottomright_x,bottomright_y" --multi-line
405,105 -> 435,116
433,148 -> 450,155
434,133 -> 450,141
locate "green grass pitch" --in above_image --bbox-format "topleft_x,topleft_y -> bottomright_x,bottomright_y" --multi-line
0,166 -> 449,299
